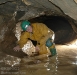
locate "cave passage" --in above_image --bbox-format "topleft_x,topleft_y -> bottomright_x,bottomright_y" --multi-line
30,16 -> 77,44
1,15 -> 77,58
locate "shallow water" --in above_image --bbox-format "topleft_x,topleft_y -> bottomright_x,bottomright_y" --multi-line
0,45 -> 77,75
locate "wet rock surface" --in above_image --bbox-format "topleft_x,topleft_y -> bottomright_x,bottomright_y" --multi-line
0,19 -> 27,58
49,0 -> 77,20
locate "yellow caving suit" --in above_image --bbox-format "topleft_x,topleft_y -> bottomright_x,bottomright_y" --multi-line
18,23 -> 54,55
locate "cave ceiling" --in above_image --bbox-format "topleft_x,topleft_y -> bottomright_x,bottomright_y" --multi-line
0,0 -> 77,21
49,0 -> 77,20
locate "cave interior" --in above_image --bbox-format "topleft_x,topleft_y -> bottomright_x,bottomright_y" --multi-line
0,0 -> 77,58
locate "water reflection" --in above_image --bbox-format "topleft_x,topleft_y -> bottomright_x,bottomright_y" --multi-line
18,54 -> 59,75
71,56 -> 77,65
44,54 -> 58,75
3,55 -> 21,67
0,44 -> 77,75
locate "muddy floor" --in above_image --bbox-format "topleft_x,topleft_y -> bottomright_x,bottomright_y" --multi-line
0,44 -> 77,75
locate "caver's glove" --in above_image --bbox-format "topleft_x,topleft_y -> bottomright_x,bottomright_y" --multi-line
13,45 -> 21,51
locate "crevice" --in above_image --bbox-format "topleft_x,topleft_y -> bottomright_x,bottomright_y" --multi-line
48,0 -> 65,15
0,0 -> 14,5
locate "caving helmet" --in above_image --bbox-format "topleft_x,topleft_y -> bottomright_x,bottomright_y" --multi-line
21,20 -> 31,31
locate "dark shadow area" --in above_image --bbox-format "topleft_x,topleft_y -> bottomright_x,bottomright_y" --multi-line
43,16 -> 77,44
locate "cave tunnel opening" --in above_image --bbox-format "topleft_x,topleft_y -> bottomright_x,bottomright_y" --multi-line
29,15 -> 77,44
2,15 -> 77,58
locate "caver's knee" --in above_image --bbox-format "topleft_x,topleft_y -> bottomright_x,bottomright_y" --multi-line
46,38 -> 57,56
